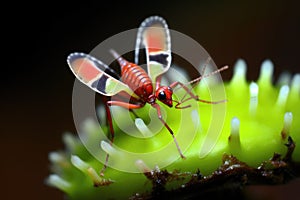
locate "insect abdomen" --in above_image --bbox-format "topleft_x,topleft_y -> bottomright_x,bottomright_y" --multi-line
121,63 -> 153,99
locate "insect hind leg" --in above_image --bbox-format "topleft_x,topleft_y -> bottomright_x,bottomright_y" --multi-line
99,99 -> 115,176
99,100 -> 144,176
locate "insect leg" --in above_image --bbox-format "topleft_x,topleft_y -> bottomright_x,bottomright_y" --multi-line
170,81 -> 227,108
100,100 -> 144,176
174,58 -> 211,103
151,103 -> 186,159
100,100 -> 114,176
107,101 -> 144,109
155,75 -> 162,90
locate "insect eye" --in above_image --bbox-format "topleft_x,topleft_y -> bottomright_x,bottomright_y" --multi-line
158,91 -> 166,100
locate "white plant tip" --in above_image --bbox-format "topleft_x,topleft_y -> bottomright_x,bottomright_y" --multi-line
277,72 -> 291,86
249,82 -> 259,115
46,174 -> 71,192
276,85 -> 290,107
100,140 -> 119,157
282,112 -> 293,138
62,133 -> 78,153
87,167 -> 104,184
258,60 -> 274,84
229,117 -> 240,146
49,152 -> 64,163
232,59 -> 247,83
135,118 -> 154,138
231,117 -> 240,136
291,74 -> 300,96
135,159 -> 151,173
71,155 -> 89,171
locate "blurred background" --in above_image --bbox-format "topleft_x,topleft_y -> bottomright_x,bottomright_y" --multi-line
1,0 -> 299,199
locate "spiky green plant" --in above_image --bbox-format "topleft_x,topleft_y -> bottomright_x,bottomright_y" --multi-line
47,59 -> 300,199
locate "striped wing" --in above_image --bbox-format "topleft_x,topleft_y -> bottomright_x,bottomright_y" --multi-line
135,16 -> 171,82
67,52 -> 138,98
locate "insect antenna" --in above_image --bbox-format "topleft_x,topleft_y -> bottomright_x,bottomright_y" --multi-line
172,58 -> 228,108
186,65 -> 229,86
175,57 -> 212,102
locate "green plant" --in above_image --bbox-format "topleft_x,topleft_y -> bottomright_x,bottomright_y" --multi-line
47,59 -> 299,199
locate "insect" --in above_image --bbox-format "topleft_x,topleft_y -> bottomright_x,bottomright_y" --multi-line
67,16 -> 228,174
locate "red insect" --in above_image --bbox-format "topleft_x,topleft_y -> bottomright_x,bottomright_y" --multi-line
67,16 -> 228,174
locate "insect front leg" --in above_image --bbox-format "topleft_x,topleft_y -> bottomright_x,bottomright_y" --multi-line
151,103 -> 186,159
170,81 -> 227,109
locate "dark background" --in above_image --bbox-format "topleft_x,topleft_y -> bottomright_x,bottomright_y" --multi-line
2,1 -> 300,199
